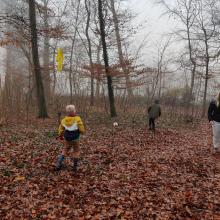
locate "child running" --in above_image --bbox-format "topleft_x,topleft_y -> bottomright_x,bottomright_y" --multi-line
55,105 -> 85,173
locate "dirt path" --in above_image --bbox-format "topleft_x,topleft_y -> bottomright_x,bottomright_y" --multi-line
0,120 -> 220,219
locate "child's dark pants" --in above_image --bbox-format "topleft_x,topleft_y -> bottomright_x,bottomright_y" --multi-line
149,118 -> 155,131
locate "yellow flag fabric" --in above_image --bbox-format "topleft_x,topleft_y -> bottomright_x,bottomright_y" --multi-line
56,48 -> 64,72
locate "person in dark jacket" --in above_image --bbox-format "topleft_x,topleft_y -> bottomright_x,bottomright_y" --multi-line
208,95 -> 220,154
148,99 -> 161,131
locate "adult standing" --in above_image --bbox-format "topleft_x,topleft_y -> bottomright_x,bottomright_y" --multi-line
148,99 -> 161,132
208,94 -> 220,154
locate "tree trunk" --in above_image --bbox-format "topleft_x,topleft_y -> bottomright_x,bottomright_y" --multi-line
52,46 -> 57,96
202,34 -> 209,117
98,0 -> 117,117
186,19 -> 196,106
69,38 -> 74,103
69,0 -> 81,103
29,0 -> 48,118
158,61 -> 162,99
200,23 -> 210,117
95,39 -> 102,99
85,0 -> 94,106
43,0 -> 51,101
202,70 -> 209,117
4,46 -> 13,112
109,0 -> 133,97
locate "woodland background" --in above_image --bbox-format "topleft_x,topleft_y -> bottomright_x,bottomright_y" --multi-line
0,0 -> 220,120
1,1 -> 220,219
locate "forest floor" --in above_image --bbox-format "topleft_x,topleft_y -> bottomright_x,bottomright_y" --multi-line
0,116 -> 220,219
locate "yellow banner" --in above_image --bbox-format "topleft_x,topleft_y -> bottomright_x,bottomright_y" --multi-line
56,48 -> 64,72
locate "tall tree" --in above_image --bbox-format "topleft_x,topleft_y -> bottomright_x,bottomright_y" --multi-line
109,0 -> 133,97
42,0 -> 51,100
158,0 -> 198,105
98,0 -> 117,117
85,0 -> 95,106
69,0 -> 81,102
195,0 -> 217,116
95,39 -> 102,99
29,0 -> 48,118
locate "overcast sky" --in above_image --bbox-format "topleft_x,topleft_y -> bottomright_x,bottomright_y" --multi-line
129,0 -> 176,39
0,0 -> 178,75
125,0 -> 180,65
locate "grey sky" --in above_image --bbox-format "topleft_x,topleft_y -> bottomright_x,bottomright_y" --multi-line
125,0 -> 180,65
0,0 -> 178,74
130,0 -> 175,39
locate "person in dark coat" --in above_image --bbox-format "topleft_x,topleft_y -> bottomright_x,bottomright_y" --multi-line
148,99 -> 161,131
208,94 -> 220,154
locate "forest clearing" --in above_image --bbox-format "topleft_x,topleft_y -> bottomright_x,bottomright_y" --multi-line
1,0 -> 220,219
1,115 -> 220,219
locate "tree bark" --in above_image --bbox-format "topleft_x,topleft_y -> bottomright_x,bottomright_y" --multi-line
29,0 -> 48,118
43,0 -> 51,100
98,0 -> 117,117
95,39 -> 102,99
202,28 -> 209,117
85,0 -> 94,106
186,15 -> 196,106
69,0 -> 81,103
69,38 -> 74,103
4,46 -> 13,112
52,46 -> 57,95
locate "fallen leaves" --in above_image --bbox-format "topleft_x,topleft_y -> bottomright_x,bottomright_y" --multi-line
0,119 -> 220,219
14,176 -> 25,181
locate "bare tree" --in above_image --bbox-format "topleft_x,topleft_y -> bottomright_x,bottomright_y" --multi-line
98,0 -> 117,117
158,0 -> 198,105
29,0 -> 48,118
157,37 -> 172,99
85,0 -> 95,106
194,0 -> 220,116
42,0 -> 51,101
109,0 -> 133,98
69,0 -> 81,102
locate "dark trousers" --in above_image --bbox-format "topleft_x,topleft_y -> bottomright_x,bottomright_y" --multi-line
149,118 -> 155,130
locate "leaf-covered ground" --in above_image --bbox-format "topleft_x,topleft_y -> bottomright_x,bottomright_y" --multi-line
0,118 -> 220,219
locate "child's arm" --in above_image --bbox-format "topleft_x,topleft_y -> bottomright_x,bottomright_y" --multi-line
58,123 -> 65,136
77,117 -> 85,134
208,102 -> 214,122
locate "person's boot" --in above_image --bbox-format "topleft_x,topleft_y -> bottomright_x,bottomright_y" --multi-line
55,155 -> 65,171
73,158 -> 79,173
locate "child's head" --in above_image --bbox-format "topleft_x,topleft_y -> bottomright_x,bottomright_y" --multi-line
66,105 -> 76,116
